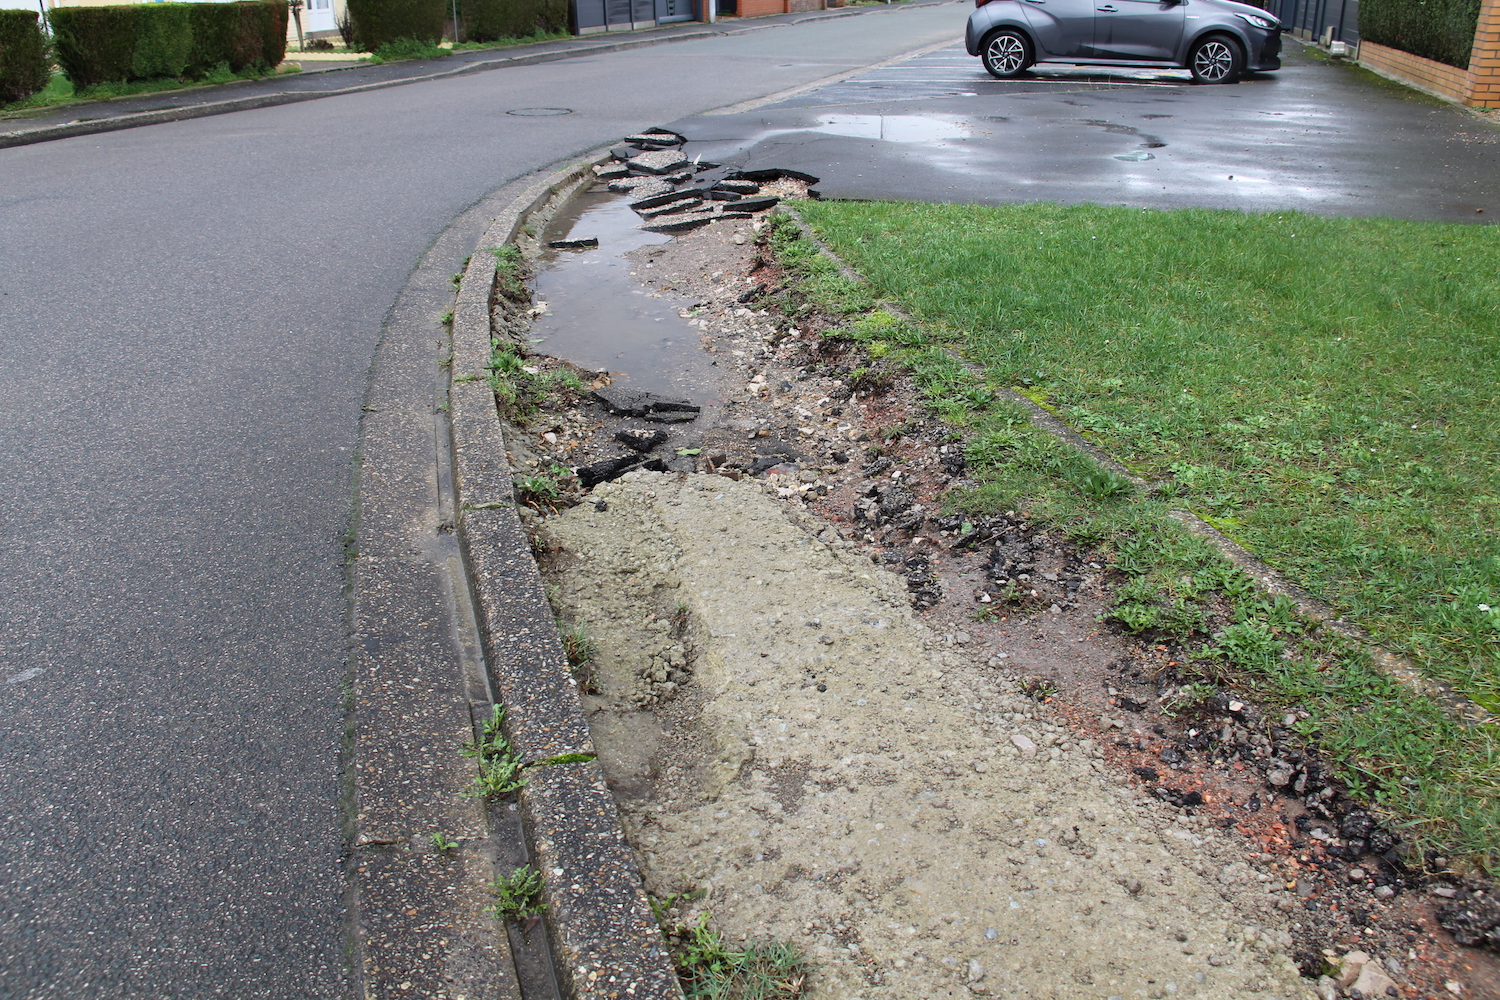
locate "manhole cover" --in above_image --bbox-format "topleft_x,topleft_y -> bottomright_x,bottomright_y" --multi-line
506,107 -> 573,116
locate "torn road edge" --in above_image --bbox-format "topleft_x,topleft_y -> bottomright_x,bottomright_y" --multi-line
449,152 -> 685,1000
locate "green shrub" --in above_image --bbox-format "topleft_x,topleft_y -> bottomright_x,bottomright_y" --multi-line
347,0 -> 445,51
0,10 -> 50,105
50,1 -> 285,90
1361,0 -> 1481,69
130,3 -> 193,79
369,36 -> 447,60
460,0 -> 567,41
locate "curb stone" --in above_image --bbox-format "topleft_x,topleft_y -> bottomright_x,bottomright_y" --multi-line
449,156 -> 684,1000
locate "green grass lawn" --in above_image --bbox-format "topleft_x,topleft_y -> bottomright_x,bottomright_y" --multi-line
781,201 -> 1500,867
801,201 -> 1500,710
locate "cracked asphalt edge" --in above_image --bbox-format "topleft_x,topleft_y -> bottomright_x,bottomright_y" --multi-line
0,0 -> 953,151
449,153 -> 686,1000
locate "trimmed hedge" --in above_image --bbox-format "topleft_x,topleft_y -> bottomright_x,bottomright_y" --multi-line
0,10 -> 50,105
460,0 -> 567,42
1361,0 -> 1482,69
50,1 -> 287,90
347,0 -> 444,51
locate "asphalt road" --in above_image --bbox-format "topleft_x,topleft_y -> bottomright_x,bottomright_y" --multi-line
674,40 -> 1498,220
0,6 -> 968,997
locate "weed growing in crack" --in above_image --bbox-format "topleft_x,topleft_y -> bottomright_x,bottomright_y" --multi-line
430,832 -> 458,852
490,245 -> 526,300
462,705 -> 527,799
561,625 -> 598,668
489,865 -> 546,921
653,901 -> 809,1000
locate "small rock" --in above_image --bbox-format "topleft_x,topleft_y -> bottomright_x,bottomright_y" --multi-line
1348,868 -> 1366,882
547,236 -> 599,250
1335,951 -> 1372,989
1010,734 -> 1037,759
1351,963 -> 1398,999
1374,885 -> 1395,901
967,959 -> 985,982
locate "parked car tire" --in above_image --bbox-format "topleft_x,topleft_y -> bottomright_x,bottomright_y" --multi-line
1188,34 -> 1243,83
981,30 -> 1032,79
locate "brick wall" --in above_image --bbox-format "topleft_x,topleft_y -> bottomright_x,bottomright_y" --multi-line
736,0 -> 786,15
1357,0 -> 1500,108
1470,0 -> 1500,106
787,0 -> 824,10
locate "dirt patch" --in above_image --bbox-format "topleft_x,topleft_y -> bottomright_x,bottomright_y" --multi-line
499,205 -> 1500,1000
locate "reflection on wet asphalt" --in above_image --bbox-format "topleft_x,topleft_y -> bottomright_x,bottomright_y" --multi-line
676,42 -> 1496,222
532,191 -> 725,398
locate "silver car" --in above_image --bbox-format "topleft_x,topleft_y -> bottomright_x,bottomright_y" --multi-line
965,0 -> 1282,83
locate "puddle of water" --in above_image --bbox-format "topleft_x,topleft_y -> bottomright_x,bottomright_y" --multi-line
531,191 -> 726,401
809,114 -> 973,143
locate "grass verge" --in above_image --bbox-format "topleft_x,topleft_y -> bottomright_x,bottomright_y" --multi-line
769,204 -> 1500,871
2,64 -> 295,117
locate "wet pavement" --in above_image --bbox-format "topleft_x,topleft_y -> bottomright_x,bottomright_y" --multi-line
669,41 -> 1499,222
533,192 -> 720,399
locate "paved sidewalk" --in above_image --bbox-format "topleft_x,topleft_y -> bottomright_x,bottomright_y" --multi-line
0,2 -> 946,148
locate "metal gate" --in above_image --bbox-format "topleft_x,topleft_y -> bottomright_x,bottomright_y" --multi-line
1261,0 -> 1359,46
573,0 -> 658,33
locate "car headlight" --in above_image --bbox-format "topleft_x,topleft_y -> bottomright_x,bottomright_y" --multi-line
1236,12 -> 1279,29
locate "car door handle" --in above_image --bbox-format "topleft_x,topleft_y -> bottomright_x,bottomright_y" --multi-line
1096,4 -> 1117,9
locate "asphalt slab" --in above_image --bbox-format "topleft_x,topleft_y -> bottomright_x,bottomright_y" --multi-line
671,40 -> 1498,222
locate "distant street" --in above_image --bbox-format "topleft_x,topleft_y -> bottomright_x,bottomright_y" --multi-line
0,6 -> 967,996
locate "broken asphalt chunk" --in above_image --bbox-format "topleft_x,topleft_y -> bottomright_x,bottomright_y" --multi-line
591,386 -> 700,419
625,149 -> 691,175
731,195 -> 780,213
575,455 -> 645,489
547,237 -> 599,250
630,188 -> 707,211
642,216 -> 713,234
615,428 -> 669,452
732,167 -> 820,184
639,198 -> 703,219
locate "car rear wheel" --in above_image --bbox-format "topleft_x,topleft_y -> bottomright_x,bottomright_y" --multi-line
981,30 -> 1032,79
1189,34 -> 1243,83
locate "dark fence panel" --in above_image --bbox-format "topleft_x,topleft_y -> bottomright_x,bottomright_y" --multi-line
1262,0 -> 1361,45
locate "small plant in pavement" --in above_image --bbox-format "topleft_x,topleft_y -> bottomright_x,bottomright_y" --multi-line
488,864 -> 546,921
463,705 -> 526,798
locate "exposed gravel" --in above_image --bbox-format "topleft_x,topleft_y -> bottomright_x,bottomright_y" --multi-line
500,194 -> 1500,1000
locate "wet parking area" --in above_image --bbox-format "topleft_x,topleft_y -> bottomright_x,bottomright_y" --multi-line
668,41 -> 1496,222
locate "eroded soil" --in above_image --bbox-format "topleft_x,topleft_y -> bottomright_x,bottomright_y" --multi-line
496,204 -> 1500,1000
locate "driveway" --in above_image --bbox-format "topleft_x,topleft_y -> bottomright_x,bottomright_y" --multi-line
672,40 -> 1498,221
0,6 -> 967,997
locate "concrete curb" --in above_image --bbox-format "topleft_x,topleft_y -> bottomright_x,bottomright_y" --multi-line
0,1 -> 952,150
449,158 -> 684,1000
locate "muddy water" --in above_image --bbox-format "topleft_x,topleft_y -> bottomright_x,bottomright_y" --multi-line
531,190 -> 724,400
